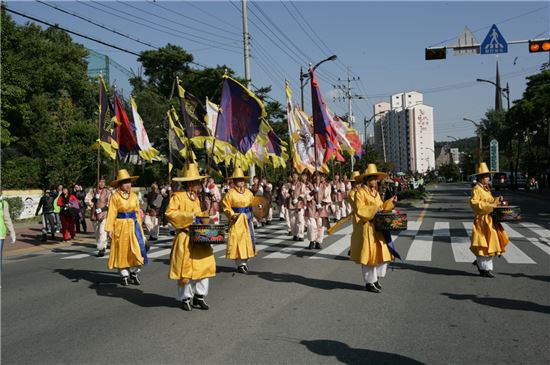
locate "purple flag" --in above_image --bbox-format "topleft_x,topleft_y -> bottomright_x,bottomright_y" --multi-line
215,76 -> 266,154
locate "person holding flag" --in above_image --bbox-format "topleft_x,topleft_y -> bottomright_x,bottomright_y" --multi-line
105,169 -> 147,286
222,166 -> 256,274
165,163 -> 214,311
350,164 -> 398,293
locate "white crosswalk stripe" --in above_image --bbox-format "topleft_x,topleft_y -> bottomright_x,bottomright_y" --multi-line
54,220 -> 550,265
450,236 -> 476,262
405,236 -> 433,261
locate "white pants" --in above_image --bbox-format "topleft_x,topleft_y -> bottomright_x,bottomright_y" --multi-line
144,215 -> 159,238
235,259 -> 248,267
307,217 -> 324,243
263,207 -> 273,223
289,209 -> 305,238
94,219 -> 108,251
333,201 -> 346,221
119,266 -> 140,278
345,201 -> 352,216
283,206 -> 291,231
176,278 -> 209,301
477,256 -> 494,271
361,263 -> 388,284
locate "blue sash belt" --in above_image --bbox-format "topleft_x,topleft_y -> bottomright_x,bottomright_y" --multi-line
117,211 -> 148,265
382,230 -> 402,261
233,207 -> 255,249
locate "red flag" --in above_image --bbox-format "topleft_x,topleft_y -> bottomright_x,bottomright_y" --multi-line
310,67 -> 338,163
114,93 -> 137,157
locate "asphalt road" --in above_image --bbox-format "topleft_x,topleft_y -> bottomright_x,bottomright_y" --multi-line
2,184 -> 549,365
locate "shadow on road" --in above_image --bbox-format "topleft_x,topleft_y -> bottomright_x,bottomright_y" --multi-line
300,339 -> 425,365
245,270 -> 364,291
54,268 -> 179,308
393,262 -> 478,277
499,272 -> 550,283
441,293 -> 550,314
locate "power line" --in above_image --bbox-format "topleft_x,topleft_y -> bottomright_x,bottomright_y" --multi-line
3,6 -> 141,56
148,0 -> 242,38
78,1 -> 241,55
35,0 -> 159,50
120,0 -> 241,43
183,0 -> 242,33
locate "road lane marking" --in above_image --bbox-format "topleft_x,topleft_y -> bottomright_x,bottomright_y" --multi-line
450,236 -> 475,262
400,221 -> 421,237
501,223 -> 523,238
61,253 -> 92,259
527,237 -> 550,256
433,221 -> 450,237
520,222 -> 550,240
405,236 -> 432,261
503,242 -> 536,264
310,225 -> 353,260
147,248 -> 172,258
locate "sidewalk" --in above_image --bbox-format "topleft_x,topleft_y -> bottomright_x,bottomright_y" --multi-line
4,218 -> 97,258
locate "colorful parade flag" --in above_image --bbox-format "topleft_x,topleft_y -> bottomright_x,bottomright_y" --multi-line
286,82 -> 316,173
114,93 -> 137,158
97,75 -> 118,160
216,75 -> 266,154
205,97 -> 219,136
310,67 -> 338,163
130,98 -> 160,162
167,108 -> 186,173
177,79 -> 209,137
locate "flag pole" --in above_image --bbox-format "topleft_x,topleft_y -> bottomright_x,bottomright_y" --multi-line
310,65 -> 319,174
167,114 -> 172,185
112,83 -> 118,179
97,74 -> 102,186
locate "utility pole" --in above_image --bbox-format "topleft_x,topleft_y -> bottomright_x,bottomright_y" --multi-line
333,67 -> 365,172
241,0 -> 254,181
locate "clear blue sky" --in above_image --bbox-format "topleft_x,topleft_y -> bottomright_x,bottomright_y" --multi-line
7,1 -> 550,142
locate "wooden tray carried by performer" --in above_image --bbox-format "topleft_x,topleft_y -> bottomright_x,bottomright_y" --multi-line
251,196 -> 270,220
189,224 -> 226,244
374,212 -> 408,231
493,206 -> 521,222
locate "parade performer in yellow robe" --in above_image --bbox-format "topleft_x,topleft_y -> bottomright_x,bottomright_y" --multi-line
349,164 -> 397,293
105,169 -> 147,286
222,166 -> 255,274
165,163 -> 215,311
470,162 -> 509,278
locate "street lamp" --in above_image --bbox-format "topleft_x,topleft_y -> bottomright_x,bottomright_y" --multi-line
300,55 -> 337,109
476,78 -> 510,110
463,117 -> 482,163
446,135 -> 458,142
363,111 -> 387,151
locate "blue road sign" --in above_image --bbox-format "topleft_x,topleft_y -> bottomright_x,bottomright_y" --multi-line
481,24 -> 507,54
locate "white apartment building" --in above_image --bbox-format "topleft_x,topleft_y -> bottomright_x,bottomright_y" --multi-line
373,92 -> 435,173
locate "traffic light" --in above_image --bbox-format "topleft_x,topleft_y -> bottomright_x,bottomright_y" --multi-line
425,47 -> 446,60
529,39 -> 550,53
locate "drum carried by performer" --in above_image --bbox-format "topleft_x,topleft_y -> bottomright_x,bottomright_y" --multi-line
349,164 -> 398,293
222,166 -> 256,274
165,163 -> 216,311
469,162 -> 510,278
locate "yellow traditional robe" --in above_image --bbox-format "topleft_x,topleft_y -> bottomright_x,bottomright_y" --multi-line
222,188 -> 255,260
349,187 -> 395,266
469,184 -> 509,257
165,192 -> 216,281
105,190 -> 145,269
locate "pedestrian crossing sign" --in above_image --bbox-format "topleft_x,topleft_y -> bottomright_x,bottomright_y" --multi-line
481,24 -> 508,54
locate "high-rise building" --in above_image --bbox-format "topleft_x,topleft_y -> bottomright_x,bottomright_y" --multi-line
373,91 -> 435,173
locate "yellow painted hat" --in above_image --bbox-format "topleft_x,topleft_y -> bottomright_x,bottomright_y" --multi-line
110,169 -> 139,188
230,166 -> 249,180
359,163 -> 387,181
173,163 -> 208,182
350,171 -> 361,182
474,162 -> 497,176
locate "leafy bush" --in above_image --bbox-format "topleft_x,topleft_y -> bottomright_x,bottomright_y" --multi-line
3,196 -> 23,219
396,188 -> 425,201
1,156 -> 42,188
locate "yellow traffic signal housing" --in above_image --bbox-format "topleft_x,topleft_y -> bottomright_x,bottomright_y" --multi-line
425,47 -> 447,60
529,39 -> 550,53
